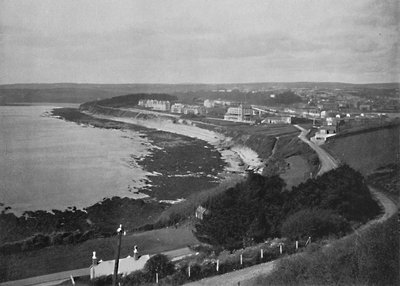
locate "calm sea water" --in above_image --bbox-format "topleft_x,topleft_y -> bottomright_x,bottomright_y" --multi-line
0,106 -> 151,214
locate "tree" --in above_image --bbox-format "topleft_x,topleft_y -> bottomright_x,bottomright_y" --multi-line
144,254 -> 174,278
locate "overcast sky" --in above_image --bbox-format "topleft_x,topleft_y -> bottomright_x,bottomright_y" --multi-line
0,0 -> 398,84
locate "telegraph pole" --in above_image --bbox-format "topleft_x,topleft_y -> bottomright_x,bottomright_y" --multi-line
112,224 -> 125,286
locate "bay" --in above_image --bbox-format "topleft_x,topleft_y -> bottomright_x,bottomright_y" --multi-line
0,105 -> 151,214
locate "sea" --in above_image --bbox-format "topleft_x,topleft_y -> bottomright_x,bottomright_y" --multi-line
0,105 -> 153,214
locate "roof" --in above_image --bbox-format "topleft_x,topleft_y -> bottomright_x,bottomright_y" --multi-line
93,255 -> 150,277
196,206 -> 208,214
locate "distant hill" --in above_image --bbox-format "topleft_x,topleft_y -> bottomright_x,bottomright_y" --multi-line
0,82 -> 398,104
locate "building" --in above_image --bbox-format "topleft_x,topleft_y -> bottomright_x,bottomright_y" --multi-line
171,104 -> 206,115
183,105 -> 206,115
90,246 -> 150,279
171,103 -> 185,114
204,99 -> 232,108
312,125 -> 338,144
262,116 -> 292,124
224,104 -> 252,121
195,206 -> 209,220
138,99 -> 171,111
318,125 -> 338,135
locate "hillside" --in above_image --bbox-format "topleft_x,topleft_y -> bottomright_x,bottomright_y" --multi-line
1,82 -> 398,104
323,125 -> 400,175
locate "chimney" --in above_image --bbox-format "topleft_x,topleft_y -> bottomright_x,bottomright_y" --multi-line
92,251 -> 98,266
133,245 -> 139,260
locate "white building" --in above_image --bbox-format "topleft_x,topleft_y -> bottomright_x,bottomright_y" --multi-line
171,103 -> 185,113
90,247 -> 150,279
138,99 -> 171,111
224,104 -> 252,121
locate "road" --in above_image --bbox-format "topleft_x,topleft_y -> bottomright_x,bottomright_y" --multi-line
184,126 -> 398,286
185,260 -> 276,286
293,124 -> 338,176
0,248 -> 195,286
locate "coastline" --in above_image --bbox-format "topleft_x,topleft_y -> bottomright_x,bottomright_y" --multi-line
82,110 -> 265,176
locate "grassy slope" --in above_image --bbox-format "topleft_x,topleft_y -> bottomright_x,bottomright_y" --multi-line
323,125 -> 399,175
0,226 -> 197,282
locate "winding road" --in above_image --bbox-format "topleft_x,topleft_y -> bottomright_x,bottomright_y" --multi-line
184,125 -> 398,286
293,124 -> 338,176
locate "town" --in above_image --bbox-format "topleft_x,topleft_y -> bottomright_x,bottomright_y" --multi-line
132,84 -> 399,144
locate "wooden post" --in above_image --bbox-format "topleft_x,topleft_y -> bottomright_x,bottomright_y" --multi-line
305,236 -> 311,246
70,275 -> 75,285
188,265 -> 191,277
112,225 -> 124,286
240,254 -> 243,265
279,244 -> 283,255
216,260 -> 219,272
156,272 -> 158,284
260,249 -> 263,259
296,240 -> 299,250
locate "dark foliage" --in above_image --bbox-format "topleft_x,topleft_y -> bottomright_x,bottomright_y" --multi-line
144,254 -> 174,278
280,208 -> 351,240
195,165 -> 380,250
194,173 -> 286,249
284,164 -> 381,222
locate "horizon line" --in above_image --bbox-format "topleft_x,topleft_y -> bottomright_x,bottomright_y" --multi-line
0,81 -> 399,86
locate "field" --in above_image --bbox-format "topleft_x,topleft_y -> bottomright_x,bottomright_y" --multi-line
323,125 -> 399,175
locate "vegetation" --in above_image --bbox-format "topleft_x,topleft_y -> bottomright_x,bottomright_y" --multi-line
194,165 -> 380,250
256,214 -> 399,286
144,254 -> 175,278
0,197 -> 167,254
280,209 -> 350,240
367,163 -> 399,198
81,93 -> 177,109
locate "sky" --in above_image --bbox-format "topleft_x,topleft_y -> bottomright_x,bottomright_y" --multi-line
0,0 -> 398,84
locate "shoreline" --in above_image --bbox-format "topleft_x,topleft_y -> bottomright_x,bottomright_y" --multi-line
83,110 -> 265,176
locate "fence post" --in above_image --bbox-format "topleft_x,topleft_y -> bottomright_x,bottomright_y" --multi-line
260,248 -> 263,259
305,236 -> 311,246
296,240 -> 299,250
188,265 -> 191,277
156,272 -> 158,284
240,254 -> 243,265
216,259 -> 219,272
279,244 -> 283,255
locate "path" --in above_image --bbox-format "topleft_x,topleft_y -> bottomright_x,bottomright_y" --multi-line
184,260 -> 276,286
293,124 -> 338,176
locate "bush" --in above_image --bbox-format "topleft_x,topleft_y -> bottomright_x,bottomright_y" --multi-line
281,208 -> 351,240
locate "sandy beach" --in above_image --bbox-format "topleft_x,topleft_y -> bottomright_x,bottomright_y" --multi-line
83,111 -> 264,175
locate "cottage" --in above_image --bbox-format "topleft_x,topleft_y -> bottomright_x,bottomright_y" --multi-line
90,246 -> 150,279
195,206 -> 209,220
